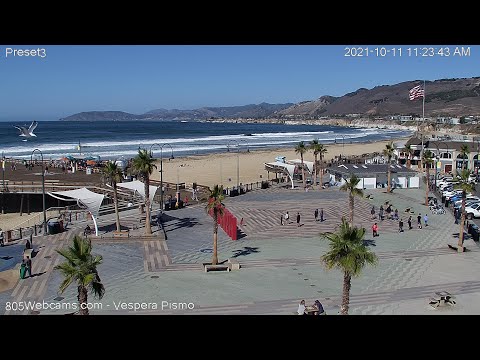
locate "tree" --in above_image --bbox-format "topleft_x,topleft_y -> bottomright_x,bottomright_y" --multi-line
454,169 -> 475,252
133,149 -> 157,235
295,141 -> 308,189
321,218 -> 378,315
460,144 -> 470,170
310,140 -> 327,189
103,161 -> 123,232
339,173 -> 363,224
383,141 -> 395,192
422,150 -> 434,206
205,185 -> 224,265
54,236 -> 105,315
404,144 -> 414,169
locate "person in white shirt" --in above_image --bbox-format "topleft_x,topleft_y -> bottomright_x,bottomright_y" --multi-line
297,299 -> 306,315
284,211 -> 290,224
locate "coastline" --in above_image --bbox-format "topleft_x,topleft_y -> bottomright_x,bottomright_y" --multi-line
150,137 -> 410,189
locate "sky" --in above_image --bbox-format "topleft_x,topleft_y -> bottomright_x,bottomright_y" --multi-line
0,45 -> 479,121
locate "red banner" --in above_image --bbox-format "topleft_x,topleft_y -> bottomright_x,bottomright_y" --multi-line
208,203 -> 238,241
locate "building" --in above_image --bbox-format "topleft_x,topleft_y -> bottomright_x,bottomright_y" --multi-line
326,164 -> 419,190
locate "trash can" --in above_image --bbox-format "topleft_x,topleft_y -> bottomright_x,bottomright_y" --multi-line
471,225 -> 479,242
445,199 -> 449,208
47,219 -> 61,235
441,196 -> 446,204
20,264 -> 26,279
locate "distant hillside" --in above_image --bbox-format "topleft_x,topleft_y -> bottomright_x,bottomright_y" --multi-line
59,77 -> 480,122
61,102 -> 294,121
279,77 -> 480,117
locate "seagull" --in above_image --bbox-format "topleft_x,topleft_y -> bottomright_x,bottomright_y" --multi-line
14,121 -> 38,140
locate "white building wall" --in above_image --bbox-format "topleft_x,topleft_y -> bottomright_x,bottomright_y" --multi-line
397,176 -> 408,188
362,177 -> 376,189
409,176 -> 420,188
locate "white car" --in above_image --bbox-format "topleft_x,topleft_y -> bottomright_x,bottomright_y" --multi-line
443,190 -> 464,200
440,182 -> 458,191
436,177 -> 453,186
466,203 -> 480,219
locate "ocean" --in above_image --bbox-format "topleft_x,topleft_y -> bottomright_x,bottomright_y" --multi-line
0,121 -> 411,160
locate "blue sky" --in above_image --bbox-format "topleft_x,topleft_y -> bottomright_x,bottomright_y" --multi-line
0,45 -> 478,121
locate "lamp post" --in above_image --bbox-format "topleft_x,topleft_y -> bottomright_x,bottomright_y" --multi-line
31,149 -> 47,235
150,143 -> 174,212
227,140 -> 240,189
1,152 -> 5,214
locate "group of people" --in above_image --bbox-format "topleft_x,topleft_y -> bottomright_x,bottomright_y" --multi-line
297,299 -> 325,315
371,204 -> 429,237
281,209 -> 325,226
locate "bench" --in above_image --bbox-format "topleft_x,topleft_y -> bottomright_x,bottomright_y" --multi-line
227,258 -> 240,270
204,264 -> 230,272
113,230 -> 130,238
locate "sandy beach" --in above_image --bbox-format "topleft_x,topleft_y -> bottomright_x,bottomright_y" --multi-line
150,138 -> 408,189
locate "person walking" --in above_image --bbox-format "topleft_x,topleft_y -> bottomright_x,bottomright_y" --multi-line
394,209 -> 399,221
314,208 -> 319,222
379,205 -> 384,221
417,213 -> 422,229
280,214 -> 284,225
371,206 -> 376,220
320,208 -> 324,222
424,213 -> 429,227
285,211 -> 290,224
408,216 -> 413,230
0,228 -> 4,247
296,212 -> 301,227
25,256 -> 32,278
399,219 -> 404,232
372,222 -> 379,237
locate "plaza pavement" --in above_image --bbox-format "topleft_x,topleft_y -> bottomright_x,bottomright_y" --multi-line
1,183 -> 480,315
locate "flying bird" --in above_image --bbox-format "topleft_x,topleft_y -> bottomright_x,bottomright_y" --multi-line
14,121 -> 38,140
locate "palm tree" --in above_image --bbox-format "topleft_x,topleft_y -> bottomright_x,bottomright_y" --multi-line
404,144 -> 414,169
103,161 -> 123,232
133,149 -> 157,235
54,235 -> 105,315
295,141 -> 308,189
205,185 -> 224,265
310,139 -> 320,189
383,141 -> 395,192
460,144 -> 470,171
321,218 -> 378,315
310,140 -> 328,189
454,169 -> 475,252
423,150 -> 434,206
339,174 -> 363,224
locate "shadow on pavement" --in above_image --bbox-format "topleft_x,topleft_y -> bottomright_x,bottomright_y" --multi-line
231,246 -> 260,258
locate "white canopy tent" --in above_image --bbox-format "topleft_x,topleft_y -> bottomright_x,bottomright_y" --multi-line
48,188 -> 105,236
288,159 -> 314,175
264,161 -> 296,189
116,180 -> 159,205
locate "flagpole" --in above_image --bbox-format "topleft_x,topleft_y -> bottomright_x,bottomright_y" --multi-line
420,81 -> 426,173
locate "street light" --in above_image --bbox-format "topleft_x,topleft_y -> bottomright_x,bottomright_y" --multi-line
150,143 -> 174,212
227,140 -> 240,189
31,149 -> 47,235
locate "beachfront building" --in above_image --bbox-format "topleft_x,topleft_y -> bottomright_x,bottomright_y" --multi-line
404,137 -> 480,174
326,164 -> 419,190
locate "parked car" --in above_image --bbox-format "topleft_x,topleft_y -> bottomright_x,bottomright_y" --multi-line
466,203 -> 480,219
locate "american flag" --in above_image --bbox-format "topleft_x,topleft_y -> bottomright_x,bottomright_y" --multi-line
409,85 -> 424,100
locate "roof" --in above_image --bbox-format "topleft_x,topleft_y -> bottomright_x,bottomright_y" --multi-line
405,138 -> 477,152
327,164 -> 418,176
288,159 -> 314,174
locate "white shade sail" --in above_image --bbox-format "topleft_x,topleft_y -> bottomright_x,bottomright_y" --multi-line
116,180 -> 159,204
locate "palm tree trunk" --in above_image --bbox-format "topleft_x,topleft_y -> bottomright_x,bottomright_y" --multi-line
113,184 -> 121,232
301,154 -> 306,189
78,285 -> 89,315
212,213 -> 218,265
425,166 -> 430,206
387,168 -> 391,193
313,153 -> 318,190
349,193 -> 354,224
458,191 -> 466,252
320,154 -> 324,190
340,272 -> 352,315
144,175 -> 152,235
